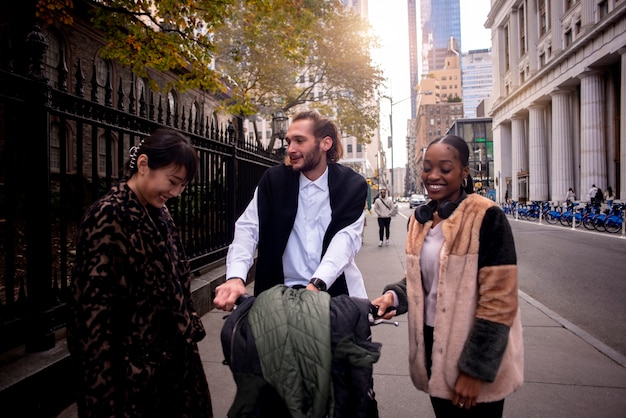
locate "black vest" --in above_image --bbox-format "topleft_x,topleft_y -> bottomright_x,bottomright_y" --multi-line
254,163 -> 367,297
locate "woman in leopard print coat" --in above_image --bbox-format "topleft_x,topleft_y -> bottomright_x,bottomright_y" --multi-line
67,129 -> 213,417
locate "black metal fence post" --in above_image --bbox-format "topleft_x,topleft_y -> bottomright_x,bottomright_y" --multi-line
24,26 -> 55,352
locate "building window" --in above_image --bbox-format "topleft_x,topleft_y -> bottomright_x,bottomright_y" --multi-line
95,55 -> 112,102
356,143 -> 362,152
564,29 -> 572,47
136,76 -> 148,111
504,24 -> 510,71
519,4 -> 526,55
191,102 -> 199,133
50,123 -> 61,174
43,28 -> 61,88
347,144 -> 353,153
167,91 -> 177,123
538,0 -> 549,37
98,133 -> 119,177
598,1 -> 609,19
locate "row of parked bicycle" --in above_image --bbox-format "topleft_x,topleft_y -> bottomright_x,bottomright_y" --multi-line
501,200 -> 625,233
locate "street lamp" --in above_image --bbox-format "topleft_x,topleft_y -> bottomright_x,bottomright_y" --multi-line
383,95 -> 412,199
272,110 -> 289,154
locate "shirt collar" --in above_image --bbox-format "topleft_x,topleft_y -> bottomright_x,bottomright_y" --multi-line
299,166 -> 329,192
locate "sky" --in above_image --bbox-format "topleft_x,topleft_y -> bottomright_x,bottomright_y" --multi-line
368,0 -> 492,168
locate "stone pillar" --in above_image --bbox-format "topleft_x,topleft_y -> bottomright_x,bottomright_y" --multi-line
511,117 -> 526,201
605,74 -> 616,192
579,71 -> 606,193
615,48 -> 626,201
528,104 -> 549,201
551,89 -> 574,203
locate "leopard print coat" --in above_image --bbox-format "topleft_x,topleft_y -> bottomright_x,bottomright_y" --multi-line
67,181 -> 213,417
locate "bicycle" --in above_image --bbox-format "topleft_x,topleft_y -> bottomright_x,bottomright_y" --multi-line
595,203 -> 624,233
559,202 -> 581,227
544,202 -> 562,225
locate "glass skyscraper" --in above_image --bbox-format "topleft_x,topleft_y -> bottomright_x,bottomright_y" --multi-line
420,0 -> 461,75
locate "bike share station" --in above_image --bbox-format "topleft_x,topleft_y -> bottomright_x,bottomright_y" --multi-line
510,199 -> 626,238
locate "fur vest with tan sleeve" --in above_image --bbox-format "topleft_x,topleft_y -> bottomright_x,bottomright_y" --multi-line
404,193 -> 524,402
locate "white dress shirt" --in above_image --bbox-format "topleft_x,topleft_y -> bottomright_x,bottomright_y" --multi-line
226,167 -> 367,298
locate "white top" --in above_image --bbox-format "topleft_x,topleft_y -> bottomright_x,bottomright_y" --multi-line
226,168 -> 367,298
421,222 -> 444,327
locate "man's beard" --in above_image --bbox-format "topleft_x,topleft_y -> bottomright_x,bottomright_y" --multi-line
292,145 -> 323,173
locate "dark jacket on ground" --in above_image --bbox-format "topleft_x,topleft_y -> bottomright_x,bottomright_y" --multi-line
221,285 -> 381,417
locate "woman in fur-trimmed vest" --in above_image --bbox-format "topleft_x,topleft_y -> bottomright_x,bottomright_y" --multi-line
372,135 -> 523,417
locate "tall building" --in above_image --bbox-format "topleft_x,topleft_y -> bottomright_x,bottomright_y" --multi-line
420,0 -> 461,74
408,0 -> 419,118
411,53 -> 464,190
461,49 -> 493,118
487,0 -> 625,204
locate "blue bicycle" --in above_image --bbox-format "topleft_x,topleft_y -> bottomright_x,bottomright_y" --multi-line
595,203 -> 624,233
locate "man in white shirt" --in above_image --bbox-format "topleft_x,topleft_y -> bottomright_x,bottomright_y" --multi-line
213,110 -> 368,312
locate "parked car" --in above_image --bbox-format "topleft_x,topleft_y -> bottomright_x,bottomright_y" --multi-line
409,194 -> 427,208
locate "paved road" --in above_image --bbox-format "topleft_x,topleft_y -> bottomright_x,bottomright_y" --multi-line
507,214 -> 626,357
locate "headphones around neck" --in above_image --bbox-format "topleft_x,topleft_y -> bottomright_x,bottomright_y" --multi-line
414,191 -> 467,223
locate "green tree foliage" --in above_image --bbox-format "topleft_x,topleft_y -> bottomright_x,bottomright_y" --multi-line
36,0 -> 384,144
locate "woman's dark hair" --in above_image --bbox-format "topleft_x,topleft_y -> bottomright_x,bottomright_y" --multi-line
427,134 -> 474,194
291,110 -> 343,162
125,128 -> 198,183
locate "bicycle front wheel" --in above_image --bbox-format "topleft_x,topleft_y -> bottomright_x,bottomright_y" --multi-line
544,213 -> 558,224
605,219 -> 622,233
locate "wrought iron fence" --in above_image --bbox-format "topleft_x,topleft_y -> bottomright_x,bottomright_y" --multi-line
0,25 -> 279,354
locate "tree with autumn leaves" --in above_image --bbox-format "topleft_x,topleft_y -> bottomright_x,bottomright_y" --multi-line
36,0 -> 385,146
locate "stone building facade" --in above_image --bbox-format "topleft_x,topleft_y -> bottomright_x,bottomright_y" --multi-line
486,0 -> 625,203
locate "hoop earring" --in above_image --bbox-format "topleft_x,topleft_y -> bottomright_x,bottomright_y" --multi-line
462,177 -> 468,188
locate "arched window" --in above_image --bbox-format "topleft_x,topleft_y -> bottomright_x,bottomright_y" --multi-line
95,55 -> 113,103
167,91 -> 178,126
43,28 -> 61,88
191,101 -> 199,133
97,132 -> 119,178
137,76 -> 147,110
50,120 -> 76,174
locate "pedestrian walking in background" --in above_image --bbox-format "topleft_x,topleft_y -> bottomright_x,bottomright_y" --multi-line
565,187 -> 575,205
372,134 -> 523,417
594,186 -> 604,207
373,188 -> 393,246
605,186 -> 615,209
588,184 -> 598,205
67,129 -> 214,418
213,109 -> 368,311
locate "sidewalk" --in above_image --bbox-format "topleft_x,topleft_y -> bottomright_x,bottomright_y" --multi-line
199,208 -> 626,418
